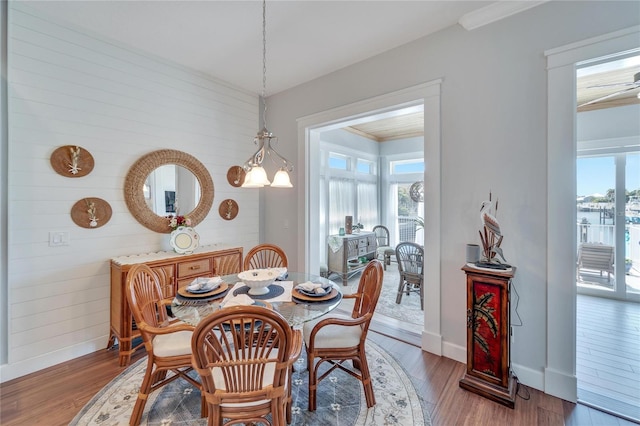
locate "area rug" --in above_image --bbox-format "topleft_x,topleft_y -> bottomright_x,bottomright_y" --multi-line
336,267 -> 424,327
70,340 -> 431,426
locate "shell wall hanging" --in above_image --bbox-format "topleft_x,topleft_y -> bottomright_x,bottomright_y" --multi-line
71,198 -> 112,229
219,199 -> 239,220
50,145 -> 95,177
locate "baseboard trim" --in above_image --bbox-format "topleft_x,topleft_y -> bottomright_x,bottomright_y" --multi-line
0,336 -> 107,383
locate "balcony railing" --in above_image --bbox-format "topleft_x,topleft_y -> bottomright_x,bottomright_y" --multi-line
398,216 -> 419,243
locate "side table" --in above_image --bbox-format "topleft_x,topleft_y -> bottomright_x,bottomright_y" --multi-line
459,264 -> 517,408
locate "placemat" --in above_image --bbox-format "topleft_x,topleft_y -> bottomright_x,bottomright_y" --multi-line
175,288 -> 230,304
291,287 -> 340,303
233,283 -> 285,300
177,282 -> 229,299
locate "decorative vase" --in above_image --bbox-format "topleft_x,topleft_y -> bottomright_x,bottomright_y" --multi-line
169,226 -> 200,254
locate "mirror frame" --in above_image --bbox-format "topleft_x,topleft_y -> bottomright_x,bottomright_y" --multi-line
124,149 -> 214,233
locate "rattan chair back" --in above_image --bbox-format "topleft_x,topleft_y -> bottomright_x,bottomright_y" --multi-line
243,243 -> 288,270
125,264 -> 204,425
191,305 -> 301,425
303,260 -> 384,411
395,242 -> 424,310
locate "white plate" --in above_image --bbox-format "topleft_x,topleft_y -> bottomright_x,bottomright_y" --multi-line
170,226 -> 199,254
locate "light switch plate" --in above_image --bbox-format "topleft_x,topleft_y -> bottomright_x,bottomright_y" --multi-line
49,231 -> 70,247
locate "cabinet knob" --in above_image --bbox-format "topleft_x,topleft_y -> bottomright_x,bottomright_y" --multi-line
190,265 -> 201,270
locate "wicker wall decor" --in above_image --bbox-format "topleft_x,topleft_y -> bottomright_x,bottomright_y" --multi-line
70,197 -> 112,229
226,165 -> 246,187
219,199 -> 239,220
50,145 -> 94,177
124,149 -> 214,233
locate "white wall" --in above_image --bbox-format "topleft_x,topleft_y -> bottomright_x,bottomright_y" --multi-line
262,0 -> 640,400
1,3 -> 260,381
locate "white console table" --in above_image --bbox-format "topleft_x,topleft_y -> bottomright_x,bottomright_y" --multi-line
327,232 -> 377,286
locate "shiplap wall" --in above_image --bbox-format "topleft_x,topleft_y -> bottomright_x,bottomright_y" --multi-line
2,3 -> 260,380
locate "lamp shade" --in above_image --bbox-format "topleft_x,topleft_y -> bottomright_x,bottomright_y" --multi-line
251,166 -> 271,186
271,169 -> 293,188
241,166 -> 271,188
241,169 -> 264,188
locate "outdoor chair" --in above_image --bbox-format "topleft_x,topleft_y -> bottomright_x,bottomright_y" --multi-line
125,264 -> 205,425
303,260 -> 384,411
191,305 -> 302,426
395,242 -> 424,310
372,225 -> 396,270
243,243 -> 289,270
577,242 -> 615,282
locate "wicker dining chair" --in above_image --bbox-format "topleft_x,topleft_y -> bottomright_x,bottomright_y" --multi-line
302,260 -> 384,411
125,264 -> 205,425
243,243 -> 289,270
395,241 -> 424,310
191,305 -> 303,426
372,225 -> 396,270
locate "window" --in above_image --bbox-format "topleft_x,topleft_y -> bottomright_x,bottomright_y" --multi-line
357,159 -> 375,174
391,159 -> 424,174
329,153 -> 349,170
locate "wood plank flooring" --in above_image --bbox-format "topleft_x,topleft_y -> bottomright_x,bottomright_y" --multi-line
576,294 -> 640,423
1,330 -> 636,425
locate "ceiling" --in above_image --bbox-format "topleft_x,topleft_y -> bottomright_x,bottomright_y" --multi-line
21,1 -> 639,142
24,0 -> 533,96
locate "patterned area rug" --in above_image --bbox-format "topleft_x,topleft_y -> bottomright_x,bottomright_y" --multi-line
70,341 -> 431,426
335,266 -> 424,327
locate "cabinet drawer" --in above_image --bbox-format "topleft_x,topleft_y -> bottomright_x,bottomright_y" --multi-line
358,238 -> 367,247
358,247 -> 368,256
177,259 -> 211,278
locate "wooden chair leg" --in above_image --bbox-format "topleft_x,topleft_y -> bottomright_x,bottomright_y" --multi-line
286,365 -> 293,424
201,392 -> 207,418
130,360 -> 155,425
307,354 -> 317,411
396,277 -> 405,304
357,352 -> 376,408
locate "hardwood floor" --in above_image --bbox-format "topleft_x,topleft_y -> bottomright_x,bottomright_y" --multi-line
1,331 -> 636,425
576,294 -> 640,423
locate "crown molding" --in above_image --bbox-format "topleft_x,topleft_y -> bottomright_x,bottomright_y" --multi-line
459,1 -> 549,31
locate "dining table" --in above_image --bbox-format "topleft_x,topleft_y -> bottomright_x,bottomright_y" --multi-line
171,271 -> 343,328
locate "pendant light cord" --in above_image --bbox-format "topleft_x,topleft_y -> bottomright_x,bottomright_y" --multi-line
262,0 -> 268,130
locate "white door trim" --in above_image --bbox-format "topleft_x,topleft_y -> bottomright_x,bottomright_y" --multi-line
545,25 -> 640,402
297,81 -> 443,354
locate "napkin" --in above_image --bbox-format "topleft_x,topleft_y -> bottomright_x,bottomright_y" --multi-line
187,276 -> 222,292
272,267 -> 288,280
296,281 -> 331,294
222,293 -> 255,308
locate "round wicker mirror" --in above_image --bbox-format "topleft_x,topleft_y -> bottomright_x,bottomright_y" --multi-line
124,149 -> 214,233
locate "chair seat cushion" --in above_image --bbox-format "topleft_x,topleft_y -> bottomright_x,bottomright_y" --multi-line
303,313 -> 362,349
152,330 -> 193,357
377,246 -> 395,256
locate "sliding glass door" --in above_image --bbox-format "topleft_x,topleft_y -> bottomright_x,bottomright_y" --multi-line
577,152 -> 639,301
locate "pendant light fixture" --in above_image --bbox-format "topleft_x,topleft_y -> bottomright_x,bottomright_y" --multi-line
242,0 -> 293,188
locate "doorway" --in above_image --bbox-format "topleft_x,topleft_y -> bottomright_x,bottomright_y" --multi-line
546,24 -> 639,411
315,105 -> 425,335
298,81 -> 443,354
576,53 -> 640,302
574,51 -> 640,422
